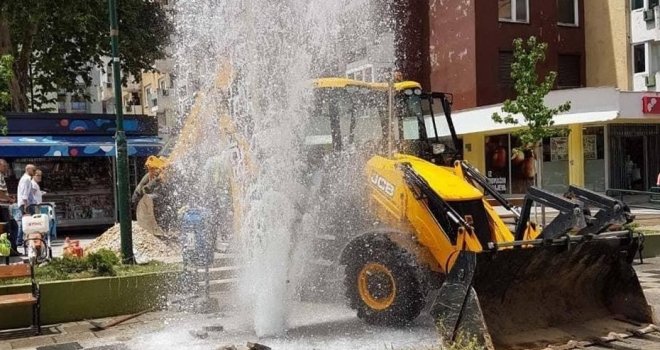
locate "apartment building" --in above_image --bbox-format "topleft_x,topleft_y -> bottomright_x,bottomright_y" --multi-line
335,0 -> 429,85
417,0 -> 660,194
428,0 -> 585,110
631,0 -> 660,91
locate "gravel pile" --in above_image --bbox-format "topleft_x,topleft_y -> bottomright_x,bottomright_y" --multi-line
85,221 -> 181,263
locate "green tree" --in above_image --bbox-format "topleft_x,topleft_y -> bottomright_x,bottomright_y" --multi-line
492,36 -> 571,150
0,0 -> 173,112
0,54 -> 11,134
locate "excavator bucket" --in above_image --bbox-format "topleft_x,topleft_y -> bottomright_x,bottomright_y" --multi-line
431,233 -> 653,350
136,194 -> 165,237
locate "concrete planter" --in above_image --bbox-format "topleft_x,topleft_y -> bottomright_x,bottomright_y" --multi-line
642,232 -> 660,259
0,271 -> 179,330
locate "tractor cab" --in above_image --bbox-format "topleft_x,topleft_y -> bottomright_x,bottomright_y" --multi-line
307,77 -> 460,166
392,86 -> 461,166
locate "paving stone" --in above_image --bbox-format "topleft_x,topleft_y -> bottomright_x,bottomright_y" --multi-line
92,328 -> 136,341
59,325 -> 94,334
36,342 -> 82,350
113,336 -> 132,342
10,335 -> 55,349
85,344 -> 130,350
53,332 -> 97,344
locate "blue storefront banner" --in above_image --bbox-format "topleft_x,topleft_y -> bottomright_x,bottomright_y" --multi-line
4,113 -> 158,136
0,135 -> 162,157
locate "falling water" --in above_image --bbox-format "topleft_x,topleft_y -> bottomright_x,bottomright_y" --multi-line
169,0 -> 402,338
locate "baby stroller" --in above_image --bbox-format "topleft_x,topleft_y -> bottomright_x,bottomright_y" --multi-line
22,203 -> 55,264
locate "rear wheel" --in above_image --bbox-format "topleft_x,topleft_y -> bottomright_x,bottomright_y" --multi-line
344,239 -> 427,325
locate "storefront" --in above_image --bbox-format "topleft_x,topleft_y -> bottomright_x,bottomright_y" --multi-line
447,87 -> 660,195
1,113 -> 162,229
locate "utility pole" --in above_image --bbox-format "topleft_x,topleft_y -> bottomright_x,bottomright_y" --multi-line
109,0 -> 134,263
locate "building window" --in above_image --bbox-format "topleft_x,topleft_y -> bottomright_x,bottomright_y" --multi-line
632,0 -> 644,10
542,136 -> 570,194
634,44 -> 646,74
158,79 -> 167,95
346,65 -> 375,83
557,0 -> 578,26
364,67 -> 373,83
583,127 -> 606,192
57,94 -> 67,113
498,51 -> 514,88
145,86 -> 157,107
70,96 -> 87,114
557,54 -> 581,88
499,0 -> 529,23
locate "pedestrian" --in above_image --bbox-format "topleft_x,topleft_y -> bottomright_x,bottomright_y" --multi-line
0,159 -> 10,203
31,169 -> 45,204
625,156 -> 634,189
17,164 -> 36,212
0,159 -> 18,256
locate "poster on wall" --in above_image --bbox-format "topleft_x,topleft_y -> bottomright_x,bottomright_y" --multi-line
484,134 -> 510,194
583,135 -> 597,160
550,137 -> 568,161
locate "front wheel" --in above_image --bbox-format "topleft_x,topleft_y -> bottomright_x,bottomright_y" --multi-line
344,240 -> 427,326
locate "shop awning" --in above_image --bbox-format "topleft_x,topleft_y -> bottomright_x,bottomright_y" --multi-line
436,109 -> 620,137
434,87 -> 623,137
0,135 -> 162,157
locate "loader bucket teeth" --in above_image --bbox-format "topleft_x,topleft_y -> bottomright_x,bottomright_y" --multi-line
431,251 -> 494,349
431,236 -> 653,350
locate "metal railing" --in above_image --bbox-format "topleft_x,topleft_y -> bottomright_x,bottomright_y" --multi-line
605,188 -> 660,210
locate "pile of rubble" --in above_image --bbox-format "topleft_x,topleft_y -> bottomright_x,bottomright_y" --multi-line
85,221 -> 181,263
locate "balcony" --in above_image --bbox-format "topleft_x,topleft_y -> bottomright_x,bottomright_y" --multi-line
655,7 -> 660,41
152,89 -> 175,113
631,7 -> 660,41
124,104 -> 144,115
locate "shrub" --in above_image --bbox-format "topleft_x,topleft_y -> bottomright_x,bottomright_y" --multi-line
47,256 -> 90,274
87,249 -> 120,276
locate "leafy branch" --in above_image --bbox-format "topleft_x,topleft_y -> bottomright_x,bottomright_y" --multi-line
0,54 -> 11,134
492,36 -> 571,149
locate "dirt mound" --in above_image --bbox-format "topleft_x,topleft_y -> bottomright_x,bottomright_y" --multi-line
85,221 -> 180,263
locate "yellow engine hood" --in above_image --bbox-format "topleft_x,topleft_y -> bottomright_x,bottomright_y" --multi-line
393,154 -> 483,201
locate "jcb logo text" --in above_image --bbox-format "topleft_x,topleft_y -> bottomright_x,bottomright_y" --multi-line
370,173 -> 395,197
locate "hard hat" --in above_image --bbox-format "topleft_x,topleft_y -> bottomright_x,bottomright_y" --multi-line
145,156 -> 168,171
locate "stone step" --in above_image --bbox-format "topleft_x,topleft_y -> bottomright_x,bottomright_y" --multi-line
197,278 -> 239,293
196,265 -> 241,280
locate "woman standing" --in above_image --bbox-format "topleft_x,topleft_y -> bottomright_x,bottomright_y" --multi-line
31,169 -> 45,204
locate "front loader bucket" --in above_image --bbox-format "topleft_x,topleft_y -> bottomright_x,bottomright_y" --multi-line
431,234 -> 654,350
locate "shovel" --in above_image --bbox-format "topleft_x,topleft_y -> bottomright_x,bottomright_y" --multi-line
89,308 -> 155,331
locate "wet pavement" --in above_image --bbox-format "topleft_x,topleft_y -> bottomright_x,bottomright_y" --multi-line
3,257 -> 660,350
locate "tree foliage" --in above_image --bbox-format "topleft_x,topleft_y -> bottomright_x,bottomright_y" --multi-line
0,54 -> 11,134
0,0 -> 174,112
492,36 -> 571,149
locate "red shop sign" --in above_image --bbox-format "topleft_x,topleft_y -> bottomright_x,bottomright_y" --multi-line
642,96 -> 660,114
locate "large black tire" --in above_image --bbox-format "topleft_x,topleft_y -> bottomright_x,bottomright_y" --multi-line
344,237 -> 427,326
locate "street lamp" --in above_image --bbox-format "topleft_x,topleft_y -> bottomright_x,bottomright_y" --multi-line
109,0 -> 135,264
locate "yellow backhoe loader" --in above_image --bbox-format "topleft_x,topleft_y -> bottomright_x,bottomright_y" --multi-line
326,82 -> 653,349
135,70 -> 654,349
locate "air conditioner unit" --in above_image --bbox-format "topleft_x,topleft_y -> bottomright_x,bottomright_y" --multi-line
646,74 -> 656,87
645,9 -> 655,22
